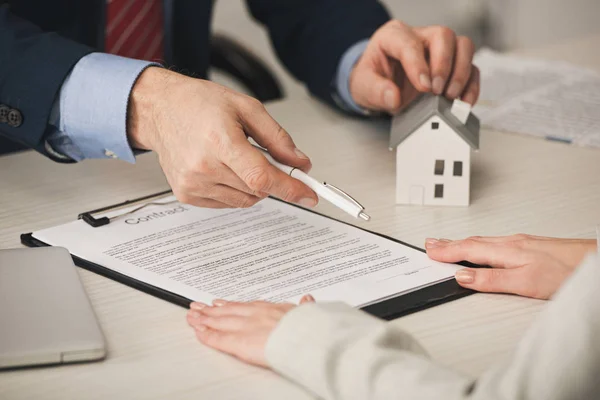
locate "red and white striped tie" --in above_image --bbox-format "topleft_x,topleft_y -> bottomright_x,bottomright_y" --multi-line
105,0 -> 164,62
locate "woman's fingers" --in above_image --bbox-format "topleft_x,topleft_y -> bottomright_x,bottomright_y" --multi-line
425,238 -> 531,269
454,267 -> 538,298
454,254 -> 570,300
187,310 -> 248,332
300,294 -> 315,304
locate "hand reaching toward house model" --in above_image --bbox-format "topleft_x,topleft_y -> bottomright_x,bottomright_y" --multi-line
426,234 -> 597,299
350,21 -> 480,114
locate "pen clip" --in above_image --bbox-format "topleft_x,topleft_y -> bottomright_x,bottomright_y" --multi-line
323,183 -> 365,210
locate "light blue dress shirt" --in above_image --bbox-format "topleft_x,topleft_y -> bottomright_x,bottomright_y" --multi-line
46,39 -> 369,163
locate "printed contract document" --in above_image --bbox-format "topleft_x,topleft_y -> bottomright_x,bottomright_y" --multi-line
32,197 -> 460,307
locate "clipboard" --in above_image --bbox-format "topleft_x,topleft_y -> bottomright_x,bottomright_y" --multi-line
21,191 -> 477,321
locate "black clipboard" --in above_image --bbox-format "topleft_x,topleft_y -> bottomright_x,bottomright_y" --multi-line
21,191 -> 477,321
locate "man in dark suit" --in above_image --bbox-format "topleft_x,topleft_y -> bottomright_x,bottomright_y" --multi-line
0,0 -> 479,209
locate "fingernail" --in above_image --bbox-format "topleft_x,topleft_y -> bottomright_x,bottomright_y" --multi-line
419,74 -> 432,90
462,93 -> 475,105
294,148 -> 309,160
446,82 -> 461,98
455,269 -> 475,284
189,311 -> 201,319
425,238 -> 440,248
190,302 -> 206,311
212,299 -> 227,306
432,76 -> 445,95
384,89 -> 396,109
425,238 -> 453,248
298,197 -> 318,208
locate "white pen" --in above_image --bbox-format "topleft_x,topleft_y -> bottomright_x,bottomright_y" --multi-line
255,146 -> 371,221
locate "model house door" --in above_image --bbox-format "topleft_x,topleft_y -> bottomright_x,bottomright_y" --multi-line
409,185 -> 424,205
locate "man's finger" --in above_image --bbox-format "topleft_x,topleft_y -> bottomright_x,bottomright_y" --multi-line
425,238 -> 530,269
351,68 -> 402,113
221,139 -> 318,207
238,97 -> 312,173
217,166 -> 268,198
415,25 -> 456,95
445,36 -> 475,99
172,193 -> 231,209
378,21 -> 432,92
204,184 -> 265,208
175,177 -> 264,208
453,267 -> 540,297
461,65 -> 480,105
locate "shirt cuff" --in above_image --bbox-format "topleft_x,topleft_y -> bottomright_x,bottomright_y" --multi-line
46,53 -> 161,163
334,39 -> 370,115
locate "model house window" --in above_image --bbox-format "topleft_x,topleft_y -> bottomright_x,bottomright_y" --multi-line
431,122 -> 439,130
453,161 -> 463,176
434,184 -> 444,198
434,160 -> 444,175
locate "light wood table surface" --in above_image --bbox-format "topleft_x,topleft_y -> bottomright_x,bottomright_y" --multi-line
1,34 -> 599,400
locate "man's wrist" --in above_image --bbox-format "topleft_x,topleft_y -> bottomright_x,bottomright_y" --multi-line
128,67 -> 172,151
334,39 -> 371,115
47,53 -> 161,163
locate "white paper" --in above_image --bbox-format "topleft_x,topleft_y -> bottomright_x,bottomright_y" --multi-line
474,48 -> 600,148
33,197 -> 460,307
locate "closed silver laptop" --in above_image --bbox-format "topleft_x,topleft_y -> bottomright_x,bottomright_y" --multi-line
0,247 -> 106,369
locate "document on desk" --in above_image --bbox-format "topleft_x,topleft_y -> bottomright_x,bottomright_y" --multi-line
31,197 -> 460,307
474,48 -> 600,148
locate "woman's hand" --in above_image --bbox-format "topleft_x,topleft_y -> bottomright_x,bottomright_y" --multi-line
426,234 -> 597,299
186,295 -> 315,367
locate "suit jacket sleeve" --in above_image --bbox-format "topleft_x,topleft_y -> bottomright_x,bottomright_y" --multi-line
0,4 -> 92,153
266,254 -> 600,400
246,0 -> 390,108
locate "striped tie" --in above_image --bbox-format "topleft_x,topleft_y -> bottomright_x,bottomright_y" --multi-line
105,0 -> 164,62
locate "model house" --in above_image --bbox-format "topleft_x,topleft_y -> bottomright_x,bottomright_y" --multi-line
390,94 -> 480,206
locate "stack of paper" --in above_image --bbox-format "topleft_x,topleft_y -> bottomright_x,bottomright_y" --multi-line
474,48 -> 600,148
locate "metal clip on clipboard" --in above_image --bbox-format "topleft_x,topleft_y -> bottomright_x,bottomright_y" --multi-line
79,190 -> 176,227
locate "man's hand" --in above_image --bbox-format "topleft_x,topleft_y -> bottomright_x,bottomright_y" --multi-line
127,67 -> 318,209
186,296 -> 315,367
350,20 -> 480,114
426,234 -> 597,299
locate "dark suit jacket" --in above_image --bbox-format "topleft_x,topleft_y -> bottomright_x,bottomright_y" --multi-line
0,0 -> 389,158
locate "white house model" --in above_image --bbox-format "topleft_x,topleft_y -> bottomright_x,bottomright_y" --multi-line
390,94 -> 480,206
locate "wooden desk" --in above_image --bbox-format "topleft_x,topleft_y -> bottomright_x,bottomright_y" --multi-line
2,34 -> 599,399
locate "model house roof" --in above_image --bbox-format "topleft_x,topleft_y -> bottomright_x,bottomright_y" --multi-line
390,94 -> 480,150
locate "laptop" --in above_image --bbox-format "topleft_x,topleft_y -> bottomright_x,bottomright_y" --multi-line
0,247 -> 106,369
